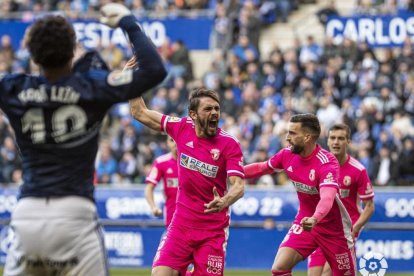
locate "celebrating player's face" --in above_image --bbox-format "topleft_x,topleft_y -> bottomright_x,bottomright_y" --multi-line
327,129 -> 349,158
194,97 -> 220,138
286,122 -> 306,154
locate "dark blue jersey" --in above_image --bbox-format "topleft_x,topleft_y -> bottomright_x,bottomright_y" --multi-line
0,16 -> 166,201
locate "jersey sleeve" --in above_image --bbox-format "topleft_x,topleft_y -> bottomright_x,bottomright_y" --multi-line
318,161 -> 339,190
89,15 -> 166,103
226,140 -> 245,178
357,169 -> 375,200
146,161 -> 162,185
267,148 -> 287,172
160,115 -> 184,141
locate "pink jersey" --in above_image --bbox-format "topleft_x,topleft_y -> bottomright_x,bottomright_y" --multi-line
338,155 -> 374,225
268,145 -> 352,236
146,152 -> 179,227
160,115 -> 244,230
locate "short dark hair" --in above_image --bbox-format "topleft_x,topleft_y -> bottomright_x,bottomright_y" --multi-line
329,123 -> 351,140
290,113 -> 321,138
27,15 -> 76,69
188,88 -> 220,112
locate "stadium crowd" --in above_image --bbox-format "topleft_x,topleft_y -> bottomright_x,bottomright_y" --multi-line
0,0 -> 413,187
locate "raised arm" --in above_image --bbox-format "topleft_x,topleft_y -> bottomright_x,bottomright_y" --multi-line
100,3 -> 166,99
129,96 -> 163,132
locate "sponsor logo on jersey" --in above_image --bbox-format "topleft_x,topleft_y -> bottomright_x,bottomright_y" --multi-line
148,167 -> 158,179
167,178 -> 178,188
343,176 -> 351,186
166,168 -> 173,174
292,181 -> 319,194
309,169 -> 315,181
210,148 -> 220,160
185,141 -> 194,148
340,188 -> 350,198
287,166 -> 293,172
180,153 -> 218,178
167,116 -> 181,122
107,69 -> 133,86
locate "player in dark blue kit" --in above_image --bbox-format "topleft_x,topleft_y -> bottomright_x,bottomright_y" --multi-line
2,3 -> 166,276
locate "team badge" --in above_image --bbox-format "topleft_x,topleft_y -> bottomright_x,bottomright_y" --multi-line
309,169 -> 315,181
343,176 -> 351,186
210,149 -> 220,160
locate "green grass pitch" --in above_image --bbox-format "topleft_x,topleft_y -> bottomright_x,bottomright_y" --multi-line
109,268 -> 413,276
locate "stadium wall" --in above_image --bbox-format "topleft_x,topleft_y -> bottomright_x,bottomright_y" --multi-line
0,186 -> 413,272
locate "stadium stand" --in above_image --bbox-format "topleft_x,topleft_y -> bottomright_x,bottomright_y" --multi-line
0,0 -> 413,188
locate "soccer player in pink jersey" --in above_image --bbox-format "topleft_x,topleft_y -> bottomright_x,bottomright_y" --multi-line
308,123 -> 375,276
129,88 -> 245,276
146,136 -> 179,227
244,114 -> 356,276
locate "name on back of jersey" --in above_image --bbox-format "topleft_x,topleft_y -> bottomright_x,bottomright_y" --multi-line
18,85 -> 80,104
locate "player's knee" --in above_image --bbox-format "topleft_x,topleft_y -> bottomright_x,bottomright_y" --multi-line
271,269 -> 292,276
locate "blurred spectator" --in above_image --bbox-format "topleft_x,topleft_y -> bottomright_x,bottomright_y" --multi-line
210,2 -> 233,52
396,137 -> 414,185
316,0 -> 338,26
371,147 -> 398,186
1,136 -> 21,183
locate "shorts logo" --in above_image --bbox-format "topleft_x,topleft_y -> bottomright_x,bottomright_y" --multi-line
210,149 -> 220,160
207,254 -> 223,275
343,176 -> 351,186
359,251 -> 388,276
309,169 -> 315,181
335,252 -> 351,270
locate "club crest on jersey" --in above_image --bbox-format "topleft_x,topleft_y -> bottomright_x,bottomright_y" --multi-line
210,149 -> 220,160
309,169 -> 315,181
343,176 -> 351,186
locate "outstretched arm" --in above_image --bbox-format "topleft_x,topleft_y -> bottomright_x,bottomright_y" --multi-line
244,161 -> 274,179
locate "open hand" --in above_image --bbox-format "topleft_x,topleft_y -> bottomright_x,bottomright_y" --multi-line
204,187 -> 227,213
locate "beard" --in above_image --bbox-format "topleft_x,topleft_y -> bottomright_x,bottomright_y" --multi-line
198,117 -> 217,137
290,143 -> 304,154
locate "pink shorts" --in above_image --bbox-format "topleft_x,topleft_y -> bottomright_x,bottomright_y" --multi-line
152,223 -> 228,276
280,223 -> 356,276
308,247 -> 326,268
308,235 -> 358,269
